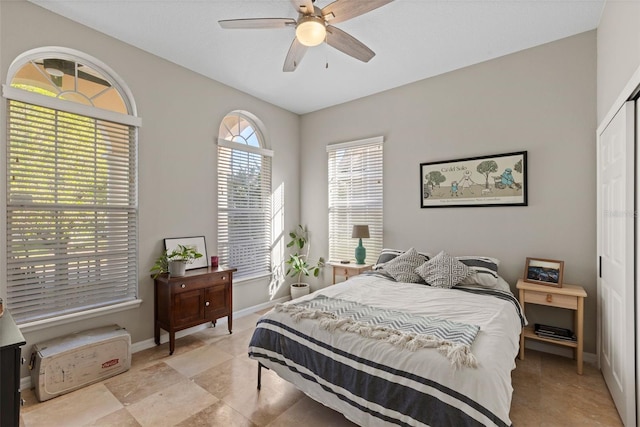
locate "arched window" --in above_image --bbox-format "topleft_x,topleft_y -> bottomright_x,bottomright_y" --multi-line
217,111 -> 272,279
3,47 -> 141,325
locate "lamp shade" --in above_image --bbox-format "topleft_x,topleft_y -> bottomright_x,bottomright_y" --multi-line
351,225 -> 370,239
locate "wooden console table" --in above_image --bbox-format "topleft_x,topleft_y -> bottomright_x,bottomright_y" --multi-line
154,266 -> 236,355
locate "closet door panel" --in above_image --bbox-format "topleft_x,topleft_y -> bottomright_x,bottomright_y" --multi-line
597,101 -> 635,427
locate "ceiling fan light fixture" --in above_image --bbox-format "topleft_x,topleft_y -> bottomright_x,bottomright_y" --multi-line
295,16 -> 326,47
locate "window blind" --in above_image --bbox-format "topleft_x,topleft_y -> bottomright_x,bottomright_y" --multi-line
6,100 -> 138,324
217,144 -> 272,279
328,137 -> 383,264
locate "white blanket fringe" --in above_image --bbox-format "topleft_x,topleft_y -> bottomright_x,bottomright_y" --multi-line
275,303 -> 477,369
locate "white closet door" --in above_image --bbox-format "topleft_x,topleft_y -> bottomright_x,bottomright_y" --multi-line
597,101 -> 636,426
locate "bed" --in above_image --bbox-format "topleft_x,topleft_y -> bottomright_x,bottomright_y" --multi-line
248,249 -> 525,427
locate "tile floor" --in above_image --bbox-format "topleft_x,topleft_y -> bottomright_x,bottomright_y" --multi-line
20,311 -> 623,427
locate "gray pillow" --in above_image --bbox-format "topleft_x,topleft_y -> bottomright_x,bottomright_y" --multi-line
381,247 -> 428,283
416,251 -> 471,288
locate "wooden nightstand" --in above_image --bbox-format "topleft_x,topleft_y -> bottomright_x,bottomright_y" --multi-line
516,279 -> 587,374
328,262 -> 373,284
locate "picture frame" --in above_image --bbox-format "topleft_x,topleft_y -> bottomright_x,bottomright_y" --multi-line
523,257 -> 564,287
420,151 -> 527,208
164,236 -> 208,271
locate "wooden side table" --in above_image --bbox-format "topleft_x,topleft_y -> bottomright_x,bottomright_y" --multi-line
328,262 -> 373,284
516,279 -> 587,374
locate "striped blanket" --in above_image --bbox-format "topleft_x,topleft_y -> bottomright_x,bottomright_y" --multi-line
249,274 -> 523,426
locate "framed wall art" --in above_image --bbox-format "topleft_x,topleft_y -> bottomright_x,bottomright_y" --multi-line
523,257 -> 564,287
420,151 -> 527,208
164,236 -> 208,270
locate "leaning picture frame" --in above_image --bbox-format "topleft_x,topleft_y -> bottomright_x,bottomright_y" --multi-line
164,236 -> 208,271
420,151 -> 527,208
523,257 -> 564,288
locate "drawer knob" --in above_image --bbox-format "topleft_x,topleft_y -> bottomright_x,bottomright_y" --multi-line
181,284 -> 186,289
205,301 -> 210,307
21,357 -> 26,365
20,398 -> 25,406
546,294 -> 553,303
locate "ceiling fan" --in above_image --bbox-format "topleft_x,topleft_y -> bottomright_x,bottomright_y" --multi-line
219,0 -> 394,72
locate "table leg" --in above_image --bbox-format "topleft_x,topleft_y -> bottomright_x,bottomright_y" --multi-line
576,296 -> 584,374
154,323 -> 160,345
519,288 -> 526,360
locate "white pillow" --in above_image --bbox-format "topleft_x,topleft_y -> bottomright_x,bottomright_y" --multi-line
381,248 -> 428,283
456,256 -> 500,289
415,251 -> 472,288
495,276 -> 512,293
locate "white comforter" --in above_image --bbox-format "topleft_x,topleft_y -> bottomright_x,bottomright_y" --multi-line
249,273 -> 523,426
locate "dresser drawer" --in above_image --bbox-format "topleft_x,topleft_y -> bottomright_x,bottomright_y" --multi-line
171,276 -> 212,293
208,272 -> 230,285
333,266 -> 351,277
523,290 -> 577,310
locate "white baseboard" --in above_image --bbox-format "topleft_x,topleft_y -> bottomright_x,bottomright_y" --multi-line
130,295 -> 289,353
20,296 -> 289,391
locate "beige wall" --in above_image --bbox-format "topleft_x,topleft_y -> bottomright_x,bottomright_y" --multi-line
0,0 -> 607,374
1,0 -> 300,372
300,31 -> 598,353
597,0 -> 640,124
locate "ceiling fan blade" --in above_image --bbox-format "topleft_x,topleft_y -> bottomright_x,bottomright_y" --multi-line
219,18 -> 296,29
283,38 -> 309,72
290,0 -> 315,15
326,25 -> 375,62
322,0 -> 393,24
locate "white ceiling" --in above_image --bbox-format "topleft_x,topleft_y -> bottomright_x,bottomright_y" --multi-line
29,0 -> 604,115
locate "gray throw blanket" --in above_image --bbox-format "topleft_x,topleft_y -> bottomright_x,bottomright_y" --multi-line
276,295 -> 480,369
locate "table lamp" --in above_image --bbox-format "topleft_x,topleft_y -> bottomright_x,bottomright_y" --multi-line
352,225 -> 370,265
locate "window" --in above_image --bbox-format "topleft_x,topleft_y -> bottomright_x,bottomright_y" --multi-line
328,137 -> 383,263
3,48 -> 140,325
217,111 -> 272,279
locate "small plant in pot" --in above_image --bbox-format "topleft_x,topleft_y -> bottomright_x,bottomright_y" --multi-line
285,225 -> 325,299
150,244 -> 203,278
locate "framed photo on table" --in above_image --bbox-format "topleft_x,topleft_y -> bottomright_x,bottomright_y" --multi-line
523,257 -> 564,287
164,236 -> 208,270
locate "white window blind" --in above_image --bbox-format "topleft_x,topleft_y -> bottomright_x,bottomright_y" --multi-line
217,141 -> 272,279
328,137 -> 383,264
6,100 -> 138,324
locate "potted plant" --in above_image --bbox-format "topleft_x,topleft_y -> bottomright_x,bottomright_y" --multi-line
150,244 -> 203,278
285,225 -> 325,299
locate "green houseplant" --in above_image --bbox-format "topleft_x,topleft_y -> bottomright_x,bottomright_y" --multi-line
150,244 -> 203,278
285,225 -> 325,298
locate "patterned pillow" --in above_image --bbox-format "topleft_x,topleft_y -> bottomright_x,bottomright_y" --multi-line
381,248 -> 428,283
374,248 -> 431,271
416,251 -> 472,288
456,256 -> 500,288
